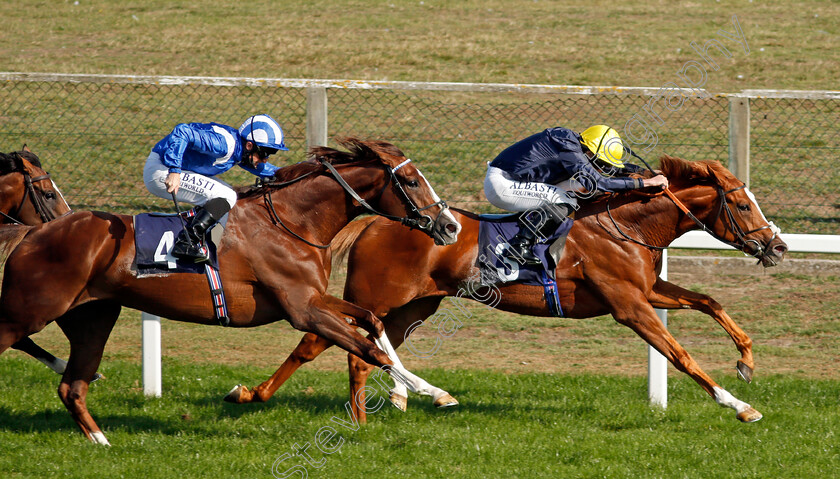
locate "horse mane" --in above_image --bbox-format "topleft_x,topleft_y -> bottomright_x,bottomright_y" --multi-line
0,148 -> 42,175
658,155 -> 736,189
236,137 -> 405,198
582,155 -> 737,212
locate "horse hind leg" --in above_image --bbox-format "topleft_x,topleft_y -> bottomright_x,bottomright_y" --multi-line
12,337 -> 68,375
55,301 -> 120,445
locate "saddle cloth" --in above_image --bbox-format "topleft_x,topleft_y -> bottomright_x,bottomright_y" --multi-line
475,214 -> 573,317
134,212 -> 219,275
133,212 -> 230,326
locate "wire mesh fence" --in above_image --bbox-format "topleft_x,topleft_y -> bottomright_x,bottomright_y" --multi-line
0,74 -> 837,233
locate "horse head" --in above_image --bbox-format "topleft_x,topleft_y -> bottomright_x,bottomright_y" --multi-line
311,138 -> 461,246
0,145 -> 72,224
660,155 -> 787,267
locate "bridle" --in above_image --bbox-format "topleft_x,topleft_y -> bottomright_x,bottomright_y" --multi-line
1,154 -> 68,225
260,157 -> 450,248
605,183 -> 779,261
604,149 -> 779,261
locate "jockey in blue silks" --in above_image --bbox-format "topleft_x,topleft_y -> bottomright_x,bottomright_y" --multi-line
484,125 -> 669,265
143,114 -> 288,263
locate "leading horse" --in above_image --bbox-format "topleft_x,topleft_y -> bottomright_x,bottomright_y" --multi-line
0,138 -> 461,445
228,156 -> 788,424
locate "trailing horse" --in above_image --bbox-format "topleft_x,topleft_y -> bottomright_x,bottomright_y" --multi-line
228,156 -> 788,424
0,138 -> 461,445
0,146 -> 74,372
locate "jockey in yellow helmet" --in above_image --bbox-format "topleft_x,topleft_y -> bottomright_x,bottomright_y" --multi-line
484,125 -> 668,264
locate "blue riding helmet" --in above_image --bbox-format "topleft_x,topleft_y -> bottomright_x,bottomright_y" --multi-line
238,114 -> 289,151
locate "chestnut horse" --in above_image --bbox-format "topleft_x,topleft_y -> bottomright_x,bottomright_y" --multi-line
0,146 -> 71,225
228,156 -> 788,424
0,138 -> 461,445
0,146 -> 75,371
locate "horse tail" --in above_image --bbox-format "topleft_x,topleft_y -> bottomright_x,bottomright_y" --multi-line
0,226 -> 33,286
331,216 -> 378,271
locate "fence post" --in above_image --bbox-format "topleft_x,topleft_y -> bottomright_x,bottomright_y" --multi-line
142,312 -> 162,397
648,249 -> 668,408
728,96 -> 750,187
306,86 -> 328,149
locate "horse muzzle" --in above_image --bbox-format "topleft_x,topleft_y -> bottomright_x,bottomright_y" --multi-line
750,236 -> 788,268
432,213 -> 461,246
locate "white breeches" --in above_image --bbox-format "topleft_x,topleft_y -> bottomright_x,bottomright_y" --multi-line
483,166 -> 579,213
143,152 -> 238,209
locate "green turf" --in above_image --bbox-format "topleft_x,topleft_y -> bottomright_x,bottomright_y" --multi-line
1,357 -> 837,479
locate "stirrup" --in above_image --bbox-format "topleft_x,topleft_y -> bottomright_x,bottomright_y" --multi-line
171,238 -> 210,263
504,240 -> 541,265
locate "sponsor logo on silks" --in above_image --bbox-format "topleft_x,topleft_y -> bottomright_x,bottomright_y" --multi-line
181,173 -> 216,191
509,182 -> 554,192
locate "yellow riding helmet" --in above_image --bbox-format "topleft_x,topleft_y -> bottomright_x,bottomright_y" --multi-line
580,125 -> 625,167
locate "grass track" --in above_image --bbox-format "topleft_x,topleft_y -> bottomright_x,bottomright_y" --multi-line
1,357 -> 838,478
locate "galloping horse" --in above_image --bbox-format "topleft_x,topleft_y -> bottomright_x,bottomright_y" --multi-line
0,146 -> 71,225
227,156 -> 788,424
0,138 -> 461,445
0,146 -> 74,370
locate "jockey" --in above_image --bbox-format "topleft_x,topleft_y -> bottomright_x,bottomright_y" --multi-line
143,114 -> 287,263
484,125 -> 669,265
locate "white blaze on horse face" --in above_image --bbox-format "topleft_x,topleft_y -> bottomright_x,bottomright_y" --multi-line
416,169 -> 462,235
51,180 -> 71,211
745,188 -> 781,235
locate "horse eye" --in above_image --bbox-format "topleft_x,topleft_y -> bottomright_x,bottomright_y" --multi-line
45,192 -> 56,200
738,203 -> 750,212
406,179 -> 420,188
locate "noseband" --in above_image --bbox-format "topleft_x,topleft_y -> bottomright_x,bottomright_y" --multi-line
708,185 -> 779,259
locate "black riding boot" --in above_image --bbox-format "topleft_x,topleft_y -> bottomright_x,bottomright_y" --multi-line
171,198 -> 230,263
504,205 -> 572,266
505,215 -> 542,265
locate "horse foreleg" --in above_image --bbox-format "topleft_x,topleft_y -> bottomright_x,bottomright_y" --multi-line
648,278 -> 755,383
12,337 -> 68,375
55,301 -> 120,445
608,287 -> 761,422
224,332 -> 334,404
348,296 -> 451,423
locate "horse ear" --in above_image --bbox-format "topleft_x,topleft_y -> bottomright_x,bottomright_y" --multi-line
22,144 -> 31,153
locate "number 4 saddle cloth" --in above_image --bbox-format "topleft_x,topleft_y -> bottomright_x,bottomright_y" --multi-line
132,212 -> 230,326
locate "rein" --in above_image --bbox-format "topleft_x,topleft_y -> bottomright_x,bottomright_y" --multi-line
258,157 -> 449,249
605,151 -> 778,259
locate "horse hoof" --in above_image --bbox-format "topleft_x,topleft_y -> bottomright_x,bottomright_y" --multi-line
737,407 -> 763,423
91,372 -> 104,382
390,392 -> 408,412
223,384 -> 249,403
433,393 -> 459,408
736,361 -> 753,384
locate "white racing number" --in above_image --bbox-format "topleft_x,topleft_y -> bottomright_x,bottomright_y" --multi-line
494,242 -> 520,282
153,230 -> 178,269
